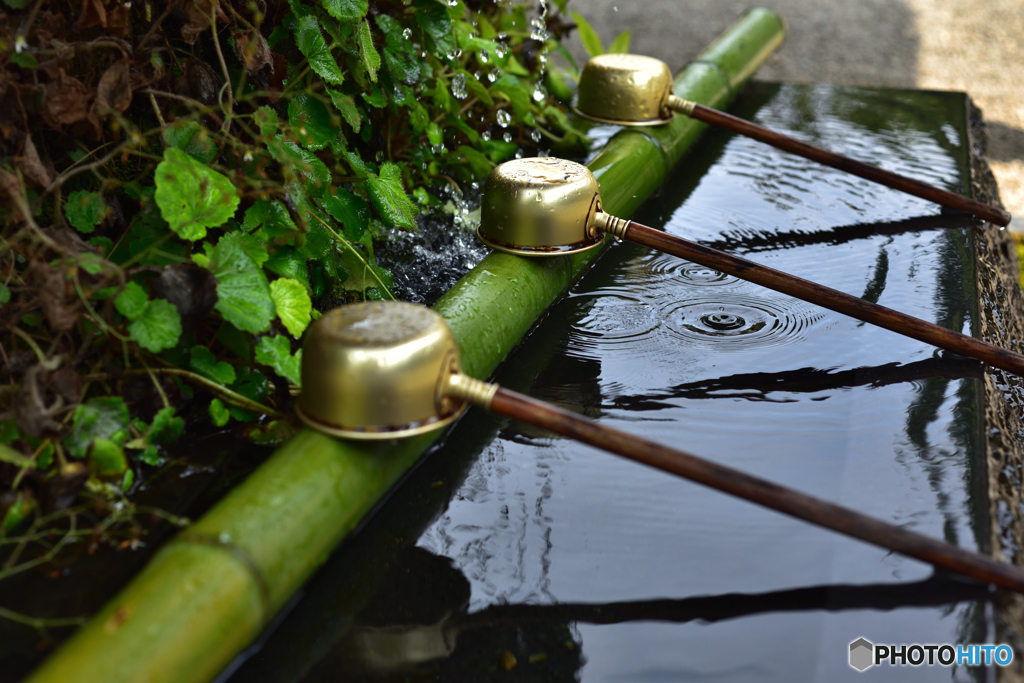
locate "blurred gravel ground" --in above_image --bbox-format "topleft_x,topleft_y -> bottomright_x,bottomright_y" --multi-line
563,0 -> 1024,228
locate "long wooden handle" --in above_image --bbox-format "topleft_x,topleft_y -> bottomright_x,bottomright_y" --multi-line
489,386 -> 1024,593
619,221 -> 1024,377
674,99 -> 1011,227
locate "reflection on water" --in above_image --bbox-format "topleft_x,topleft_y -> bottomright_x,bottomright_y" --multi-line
229,84 -> 994,683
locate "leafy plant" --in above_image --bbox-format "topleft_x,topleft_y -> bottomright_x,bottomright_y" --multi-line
0,0 -> 591,618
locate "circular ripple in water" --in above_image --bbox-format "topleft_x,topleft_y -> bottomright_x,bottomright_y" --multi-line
663,295 -> 825,351
568,292 -> 663,346
627,251 -> 740,288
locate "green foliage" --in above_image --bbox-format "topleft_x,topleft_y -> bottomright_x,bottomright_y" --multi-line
270,278 -> 313,338
255,335 -> 302,386
154,148 -> 240,241
366,163 -> 418,231
0,0 -> 587,535
608,31 -> 632,54
65,190 -> 106,234
571,10 -> 604,57
208,233 -> 275,334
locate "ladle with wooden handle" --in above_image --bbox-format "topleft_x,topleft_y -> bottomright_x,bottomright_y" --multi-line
476,157 -> 1024,377
296,300 -> 1024,593
574,54 -> 1010,226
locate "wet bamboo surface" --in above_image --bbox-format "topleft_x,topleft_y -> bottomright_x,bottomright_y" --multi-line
489,387 -> 1024,593
623,221 -> 1024,375
685,102 -> 1012,226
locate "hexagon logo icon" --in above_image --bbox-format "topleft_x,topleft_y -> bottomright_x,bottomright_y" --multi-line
850,638 -> 874,672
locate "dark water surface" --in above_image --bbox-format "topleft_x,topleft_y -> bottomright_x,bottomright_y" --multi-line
229,84 -> 993,682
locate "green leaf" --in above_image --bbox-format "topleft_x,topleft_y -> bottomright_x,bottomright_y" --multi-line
190,345 -> 237,385
0,443 -> 34,469
270,137 -> 332,197
326,88 -> 362,133
232,366 -> 270,402
455,68 -> 493,106
115,281 -> 149,319
148,406 -> 184,445
318,0 -> 367,21
457,145 -> 493,178
362,83 -> 387,108
3,0 -> 30,10
294,15 -> 344,85
288,94 -> 339,151
65,190 -> 106,234
122,469 -> 135,491
128,299 -> 183,353
265,248 -> 309,285
607,30 -> 631,54
357,19 -> 380,83
138,445 -> 162,466
10,52 -> 37,68
254,106 -> 280,138
0,283 -> 9,306
89,439 -> 127,477
208,233 -> 275,333
318,188 -> 369,241
209,398 -> 230,427
255,335 -> 302,386
154,148 -> 240,241
415,0 -> 454,55
570,10 -> 604,57
491,74 -> 535,123
366,162 -> 418,230
66,397 -> 130,459
376,14 -> 420,86
244,199 -> 299,238
162,121 -> 217,164
270,278 -> 312,338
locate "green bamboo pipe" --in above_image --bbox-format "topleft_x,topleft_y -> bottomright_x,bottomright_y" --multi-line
25,9 -> 786,683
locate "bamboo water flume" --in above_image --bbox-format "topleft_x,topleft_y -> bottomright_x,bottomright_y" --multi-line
476,157 -> 1024,377
296,301 -> 1024,594
575,54 -> 1011,227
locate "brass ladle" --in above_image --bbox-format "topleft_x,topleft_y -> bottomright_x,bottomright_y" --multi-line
477,157 -> 1024,377
575,54 -> 1011,227
296,300 -> 1024,593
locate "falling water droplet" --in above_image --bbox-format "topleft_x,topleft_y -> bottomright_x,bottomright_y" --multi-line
479,48 -> 490,64
532,85 -> 546,102
447,0 -> 457,6
503,131 -> 513,143
514,149 -> 523,159
403,27 -> 412,40
487,68 -> 500,83
473,70 -> 481,80
481,130 -> 491,141
494,42 -> 508,59
496,109 -> 511,128
530,129 -> 542,142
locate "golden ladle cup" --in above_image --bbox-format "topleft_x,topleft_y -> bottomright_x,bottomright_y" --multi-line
296,300 -> 1024,594
574,53 -> 1010,226
477,157 -> 1024,378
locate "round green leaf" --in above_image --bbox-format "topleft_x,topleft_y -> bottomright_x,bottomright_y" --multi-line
154,148 -> 240,241
209,234 -> 275,333
128,298 -> 183,353
65,190 -> 106,234
270,278 -> 312,338
115,281 -> 149,320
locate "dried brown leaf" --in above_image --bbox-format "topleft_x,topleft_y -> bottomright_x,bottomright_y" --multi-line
234,29 -> 273,75
0,170 -> 26,223
181,0 -> 230,46
42,70 -> 92,128
107,3 -> 130,39
18,135 -> 52,189
27,260 -> 80,333
15,366 -> 63,438
77,0 -> 107,30
94,61 -> 132,114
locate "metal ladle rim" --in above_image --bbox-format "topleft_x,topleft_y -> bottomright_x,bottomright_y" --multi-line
572,106 -> 675,127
